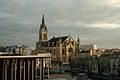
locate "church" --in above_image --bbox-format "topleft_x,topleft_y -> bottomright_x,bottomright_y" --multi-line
36,15 -> 80,63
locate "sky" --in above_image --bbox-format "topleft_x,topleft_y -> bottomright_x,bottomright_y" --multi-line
0,0 -> 120,49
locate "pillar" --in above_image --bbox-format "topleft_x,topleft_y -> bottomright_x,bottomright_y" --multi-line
2,59 -> 5,80
20,60 -> 22,80
47,59 -> 49,79
11,62 -> 13,80
28,59 -> 30,80
11,59 -> 17,80
32,59 -> 35,80
14,59 -> 17,80
24,60 -> 26,80
40,58 -> 44,80
5,59 -> 9,80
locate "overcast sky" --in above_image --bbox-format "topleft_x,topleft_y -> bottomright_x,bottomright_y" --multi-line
0,0 -> 120,48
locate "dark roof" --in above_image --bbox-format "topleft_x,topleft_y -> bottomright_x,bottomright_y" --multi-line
40,41 -> 48,47
80,50 -> 90,53
48,36 -> 69,47
49,36 -> 69,42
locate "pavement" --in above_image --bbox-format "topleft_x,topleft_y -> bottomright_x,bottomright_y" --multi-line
49,72 -> 76,80
44,66 -> 94,80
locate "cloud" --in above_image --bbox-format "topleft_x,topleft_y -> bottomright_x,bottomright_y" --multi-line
0,0 -> 120,48
85,23 -> 120,29
105,0 -> 120,7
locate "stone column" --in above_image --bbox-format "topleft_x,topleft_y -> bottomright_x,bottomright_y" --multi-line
40,58 -> 44,80
47,59 -> 49,79
5,62 -> 7,80
11,59 -> 17,80
5,59 -> 9,80
11,62 -> 13,80
28,59 -> 30,80
2,59 -> 5,80
20,60 -> 22,80
14,59 -> 17,80
32,59 -> 34,80
23,60 -> 26,80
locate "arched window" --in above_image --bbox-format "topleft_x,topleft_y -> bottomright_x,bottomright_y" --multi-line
53,50 -> 55,55
43,34 -> 47,40
62,49 -> 65,55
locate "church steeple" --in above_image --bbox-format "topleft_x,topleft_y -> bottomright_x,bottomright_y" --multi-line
77,37 -> 80,43
39,14 -> 48,41
42,14 -> 45,25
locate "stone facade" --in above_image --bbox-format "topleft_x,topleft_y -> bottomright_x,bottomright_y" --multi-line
36,15 -> 80,63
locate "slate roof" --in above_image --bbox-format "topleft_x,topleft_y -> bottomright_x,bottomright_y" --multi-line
48,36 -> 69,47
40,36 -> 69,47
40,41 -> 48,47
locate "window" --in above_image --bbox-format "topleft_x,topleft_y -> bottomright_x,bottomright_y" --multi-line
43,34 -> 47,40
71,41 -> 74,45
53,50 -> 55,55
62,49 -> 65,55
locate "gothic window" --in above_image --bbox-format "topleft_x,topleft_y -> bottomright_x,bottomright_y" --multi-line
53,50 -> 55,55
62,49 -> 65,55
71,41 -> 74,45
64,42 -> 66,47
43,34 -> 47,40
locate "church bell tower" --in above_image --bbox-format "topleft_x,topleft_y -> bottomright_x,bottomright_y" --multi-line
39,14 -> 48,41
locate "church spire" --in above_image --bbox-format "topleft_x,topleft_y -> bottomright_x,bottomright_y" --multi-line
39,14 -> 48,41
42,14 -> 45,25
77,37 -> 80,42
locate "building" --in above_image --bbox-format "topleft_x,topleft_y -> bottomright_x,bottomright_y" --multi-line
80,44 -> 97,56
32,49 -> 51,68
0,46 -> 6,52
36,15 -> 80,63
0,52 -> 51,80
0,45 -> 31,55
